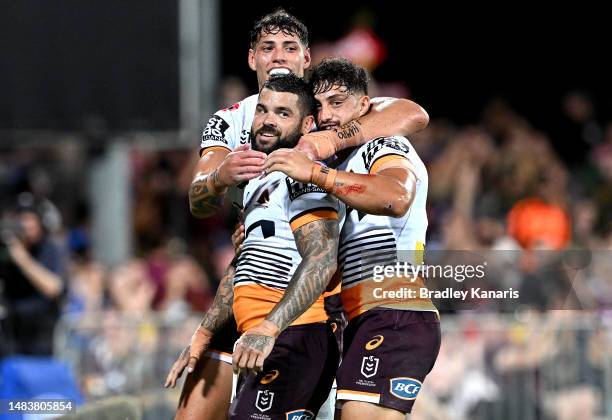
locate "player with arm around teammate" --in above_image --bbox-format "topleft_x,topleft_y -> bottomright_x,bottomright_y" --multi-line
264,58 -> 441,420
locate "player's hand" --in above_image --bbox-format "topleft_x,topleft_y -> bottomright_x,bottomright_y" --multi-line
216,144 -> 267,188
231,222 -> 245,253
295,130 -> 337,160
263,149 -> 314,184
164,327 -> 213,388
164,345 -> 192,388
232,320 -> 279,375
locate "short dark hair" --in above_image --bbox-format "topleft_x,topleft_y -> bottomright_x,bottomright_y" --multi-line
262,74 -> 315,118
309,58 -> 369,96
249,8 -> 309,49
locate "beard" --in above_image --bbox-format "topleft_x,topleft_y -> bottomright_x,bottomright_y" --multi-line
250,124 -> 303,154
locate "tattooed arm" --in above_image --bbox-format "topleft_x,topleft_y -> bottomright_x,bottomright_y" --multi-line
164,264 -> 235,387
199,264 -> 235,333
267,219 -> 339,330
264,148 -> 418,217
296,97 -> 429,160
189,145 -> 266,218
232,218 -> 339,374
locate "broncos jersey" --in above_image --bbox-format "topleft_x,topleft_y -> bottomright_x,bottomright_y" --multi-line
199,94 -> 258,208
335,136 -> 437,320
231,170 -> 341,332
200,94 -> 256,152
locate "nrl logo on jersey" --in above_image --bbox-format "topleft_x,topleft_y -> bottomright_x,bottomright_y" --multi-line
255,390 -> 275,412
286,178 -> 325,201
361,355 -> 380,378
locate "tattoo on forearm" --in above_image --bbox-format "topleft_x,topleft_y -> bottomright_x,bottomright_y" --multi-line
189,174 -> 223,215
334,120 -> 362,145
200,265 -> 235,334
211,169 -> 222,191
266,219 -> 338,331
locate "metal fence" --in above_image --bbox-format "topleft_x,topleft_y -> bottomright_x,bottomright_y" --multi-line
54,311 -> 612,420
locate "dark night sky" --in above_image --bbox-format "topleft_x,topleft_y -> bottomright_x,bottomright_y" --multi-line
1,1 -> 609,132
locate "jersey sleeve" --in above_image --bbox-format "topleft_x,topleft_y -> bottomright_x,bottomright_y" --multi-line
199,107 -> 240,155
360,136 -> 412,174
284,177 -> 340,232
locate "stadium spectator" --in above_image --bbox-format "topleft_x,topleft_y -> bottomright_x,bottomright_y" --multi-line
0,199 -> 68,355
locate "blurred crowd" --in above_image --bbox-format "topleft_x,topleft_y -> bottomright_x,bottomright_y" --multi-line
1,80 -> 612,417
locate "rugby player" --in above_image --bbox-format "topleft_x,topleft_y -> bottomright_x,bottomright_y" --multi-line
165,8 -> 429,420
229,74 -> 340,419
262,58 -> 441,419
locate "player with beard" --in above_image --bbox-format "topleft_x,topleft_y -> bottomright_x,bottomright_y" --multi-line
226,74 -> 340,419
166,8 -> 429,420
262,58 -> 441,420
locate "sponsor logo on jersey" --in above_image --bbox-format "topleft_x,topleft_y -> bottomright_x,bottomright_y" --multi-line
260,369 -> 280,385
389,377 -> 422,400
362,137 -> 410,169
286,178 -> 326,201
202,115 -> 230,143
365,335 -> 384,350
285,409 -> 314,420
360,355 -> 379,378
255,390 -> 275,412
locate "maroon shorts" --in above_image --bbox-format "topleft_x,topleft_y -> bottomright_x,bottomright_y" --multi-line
229,322 -> 339,420
325,293 -> 347,355
336,308 -> 441,414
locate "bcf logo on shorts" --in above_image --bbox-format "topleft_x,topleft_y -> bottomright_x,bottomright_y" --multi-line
389,377 -> 422,400
255,390 -> 275,412
285,409 -> 314,420
360,355 -> 379,378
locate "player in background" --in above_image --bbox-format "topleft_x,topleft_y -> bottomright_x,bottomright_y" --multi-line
262,58 -> 441,420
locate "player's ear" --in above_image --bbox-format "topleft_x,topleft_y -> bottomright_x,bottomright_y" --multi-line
301,115 -> 315,134
303,47 -> 312,70
248,48 -> 257,71
358,95 -> 371,118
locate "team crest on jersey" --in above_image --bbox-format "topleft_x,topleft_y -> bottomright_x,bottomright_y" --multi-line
285,409 -> 314,420
389,377 -> 422,400
257,190 -> 271,206
362,137 -> 410,170
286,178 -> 325,201
255,390 -> 275,412
360,355 -> 380,378
202,115 -> 230,143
